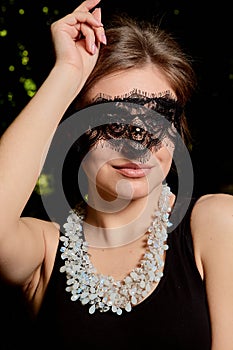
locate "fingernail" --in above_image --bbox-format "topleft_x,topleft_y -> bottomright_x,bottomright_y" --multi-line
101,34 -> 107,45
91,43 -> 97,54
94,19 -> 103,27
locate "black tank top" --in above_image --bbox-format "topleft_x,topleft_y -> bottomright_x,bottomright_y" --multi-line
33,198 -> 211,349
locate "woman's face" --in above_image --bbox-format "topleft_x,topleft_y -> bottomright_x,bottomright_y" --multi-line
81,65 -> 176,202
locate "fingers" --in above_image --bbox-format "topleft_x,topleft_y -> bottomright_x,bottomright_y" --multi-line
70,10 -> 103,28
71,7 -> 105,54
72,0 -> 104,35
76,0 -> 102,12
51,0 -> 106,56
79,22 -> 99,54
92,7 -> 107,45
72,5 -> 106,54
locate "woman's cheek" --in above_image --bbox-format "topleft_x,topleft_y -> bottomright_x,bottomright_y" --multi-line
153,145 -> 174,178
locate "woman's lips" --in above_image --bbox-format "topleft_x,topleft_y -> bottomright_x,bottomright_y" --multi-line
112,162 -> 152,178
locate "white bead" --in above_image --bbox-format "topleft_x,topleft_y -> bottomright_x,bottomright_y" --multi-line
112,305 -> 117,313
140,280 -> 145,288
89,304 -> 96,314
125,303 -> 132,312
117,308 -> 123,315
131,296 -> 137,305
89,294 -> 97,300
125,276 -> 132,284
81,297 -> 89,305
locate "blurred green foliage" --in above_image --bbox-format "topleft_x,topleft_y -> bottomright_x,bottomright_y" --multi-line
0,0 -> 60,131
35,173 -> 54,196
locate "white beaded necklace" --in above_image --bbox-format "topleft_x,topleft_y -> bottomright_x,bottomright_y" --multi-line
60,183 -> 172,315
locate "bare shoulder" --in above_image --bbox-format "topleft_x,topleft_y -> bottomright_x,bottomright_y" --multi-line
191,192 -> 233,222
190,192 -> 233,256
20,215 -> 60,228
20,216 -> 60,243
21,217 -> 61,265
190,193 -> 233,347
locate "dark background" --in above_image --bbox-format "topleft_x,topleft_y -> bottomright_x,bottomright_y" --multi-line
0,0 -> 233,348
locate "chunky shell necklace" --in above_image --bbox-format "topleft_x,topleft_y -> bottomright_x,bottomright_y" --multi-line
60,183 -> 172,315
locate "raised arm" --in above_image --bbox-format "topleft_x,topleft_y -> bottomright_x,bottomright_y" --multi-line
0,0 -> 105,285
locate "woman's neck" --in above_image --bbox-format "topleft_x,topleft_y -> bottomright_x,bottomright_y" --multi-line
83,184 -> 171,248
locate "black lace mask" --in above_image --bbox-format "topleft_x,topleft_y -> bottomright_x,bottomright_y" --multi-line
74,89 -> 183,163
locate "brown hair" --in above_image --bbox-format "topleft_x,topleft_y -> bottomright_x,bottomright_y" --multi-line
72,14 -> 197,145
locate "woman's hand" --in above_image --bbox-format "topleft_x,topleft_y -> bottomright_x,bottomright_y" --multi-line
51,0 -> 106,79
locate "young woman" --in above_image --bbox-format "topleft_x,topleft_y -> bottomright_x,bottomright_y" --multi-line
0,0 -> 232,348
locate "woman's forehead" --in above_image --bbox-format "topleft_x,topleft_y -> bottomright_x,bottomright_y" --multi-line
88,66 -> 175,100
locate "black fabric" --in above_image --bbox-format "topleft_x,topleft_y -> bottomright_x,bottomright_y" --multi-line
32,198 -> 211,350
0,281 -> 33,350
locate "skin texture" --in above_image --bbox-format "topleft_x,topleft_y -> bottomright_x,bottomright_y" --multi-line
0,1 -> 232,348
